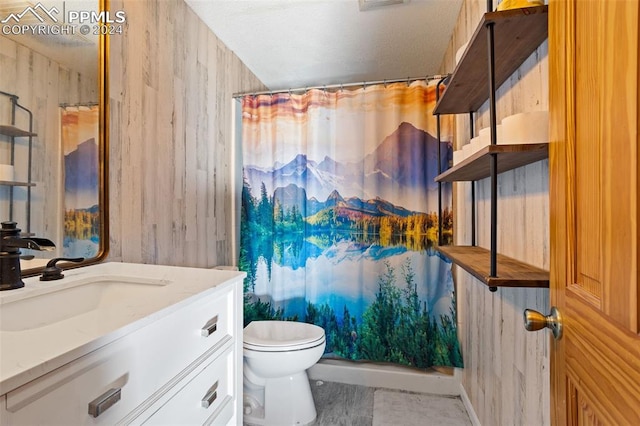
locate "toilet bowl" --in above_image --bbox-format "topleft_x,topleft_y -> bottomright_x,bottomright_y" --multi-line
243,320 -> 326,426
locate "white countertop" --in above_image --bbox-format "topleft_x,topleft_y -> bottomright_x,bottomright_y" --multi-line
0,262 -> 245,394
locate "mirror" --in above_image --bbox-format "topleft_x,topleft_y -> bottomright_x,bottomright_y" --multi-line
0,0 -> 109,276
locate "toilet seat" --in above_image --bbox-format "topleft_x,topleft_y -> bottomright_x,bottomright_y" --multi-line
243,321 -> 326,352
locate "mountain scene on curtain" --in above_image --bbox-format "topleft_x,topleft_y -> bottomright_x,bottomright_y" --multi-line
241,118 -> 462,369
63,138 -> 99,258
244,122 -> 450,214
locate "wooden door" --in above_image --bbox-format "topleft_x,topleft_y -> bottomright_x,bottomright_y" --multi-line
549,0 -> 640,424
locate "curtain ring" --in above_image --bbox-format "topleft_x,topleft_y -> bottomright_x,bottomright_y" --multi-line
406,78 -> 411,87
383,79 -> 387,88
340,84 -> 344,92
362,81 -> 366,90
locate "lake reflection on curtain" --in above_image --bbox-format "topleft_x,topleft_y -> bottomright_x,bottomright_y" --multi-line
239,81 -> 462,369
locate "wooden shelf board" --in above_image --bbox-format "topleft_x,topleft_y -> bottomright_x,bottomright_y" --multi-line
435,143 -> 548,182
437,245 -> 549,288
0,180 -> 35,187
0,125 -> 36,137
434,5 -> 548,115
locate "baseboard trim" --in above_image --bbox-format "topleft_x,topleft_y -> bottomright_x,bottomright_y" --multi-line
459,383 -> 481,426
307,359 -> 461,395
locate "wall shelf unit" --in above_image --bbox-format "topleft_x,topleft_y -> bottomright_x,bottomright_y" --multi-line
434,5 -> 549,291
0,91 -> 36,235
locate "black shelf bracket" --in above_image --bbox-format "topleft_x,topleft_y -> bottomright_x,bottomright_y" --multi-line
486,20 -> 498,278
469,112 -> 476,247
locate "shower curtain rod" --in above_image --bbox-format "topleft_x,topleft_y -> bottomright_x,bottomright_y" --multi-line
232,74 -> 450,98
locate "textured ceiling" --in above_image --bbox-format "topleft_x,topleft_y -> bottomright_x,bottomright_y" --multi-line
185,0 -> 463,90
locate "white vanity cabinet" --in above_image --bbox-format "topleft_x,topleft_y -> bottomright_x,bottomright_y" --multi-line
0,264 -> 244,426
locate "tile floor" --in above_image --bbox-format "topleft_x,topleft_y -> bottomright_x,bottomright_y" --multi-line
310,380 -> 472,426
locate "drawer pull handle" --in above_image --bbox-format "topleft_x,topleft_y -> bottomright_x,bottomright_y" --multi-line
201,381 -> 219,408
88,388 -> 121,418
201,315 -> 218,337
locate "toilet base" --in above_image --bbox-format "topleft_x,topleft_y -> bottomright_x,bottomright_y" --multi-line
243,370 -> 317,426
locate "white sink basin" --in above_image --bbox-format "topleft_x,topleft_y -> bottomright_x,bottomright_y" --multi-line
0,276 -> 170,332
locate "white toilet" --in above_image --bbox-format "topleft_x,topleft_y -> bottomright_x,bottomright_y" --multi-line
243,320 -> 326,426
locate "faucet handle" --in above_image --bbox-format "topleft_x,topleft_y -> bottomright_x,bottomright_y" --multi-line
1,221 -> 17,230
40,257 -> 85,281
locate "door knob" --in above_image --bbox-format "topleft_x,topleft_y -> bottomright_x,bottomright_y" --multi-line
523,306 -> 563,340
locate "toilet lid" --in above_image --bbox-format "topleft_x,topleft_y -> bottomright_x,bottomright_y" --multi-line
243,321 -> 325,351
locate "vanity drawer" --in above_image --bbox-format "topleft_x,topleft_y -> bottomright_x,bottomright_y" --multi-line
140,346 -> 235,425
3,342 -> 136,425
134,283 -> 235,389
99,283 -> 236,419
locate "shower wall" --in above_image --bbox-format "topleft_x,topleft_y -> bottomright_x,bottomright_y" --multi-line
439,1 -> 550,425
107,0 -> 266,267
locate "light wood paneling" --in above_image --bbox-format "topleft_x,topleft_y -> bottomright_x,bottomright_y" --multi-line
107,0 -> 265,267
439,0 -> 550,424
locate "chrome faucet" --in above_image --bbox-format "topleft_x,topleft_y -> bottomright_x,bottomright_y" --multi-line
0,221 -> 55,291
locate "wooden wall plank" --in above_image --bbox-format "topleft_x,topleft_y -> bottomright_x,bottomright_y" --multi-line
108,0 -> 266,267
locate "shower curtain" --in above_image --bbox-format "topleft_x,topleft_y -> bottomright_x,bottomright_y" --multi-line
61,105 -> 100,258
239,81 -> 462,369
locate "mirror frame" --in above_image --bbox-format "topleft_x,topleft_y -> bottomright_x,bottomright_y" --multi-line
22,0 -> 110,276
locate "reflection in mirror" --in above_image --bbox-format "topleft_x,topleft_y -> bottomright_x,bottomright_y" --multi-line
0,0 -> 108,277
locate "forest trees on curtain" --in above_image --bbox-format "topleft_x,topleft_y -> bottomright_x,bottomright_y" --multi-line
239,82 -> 462,369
